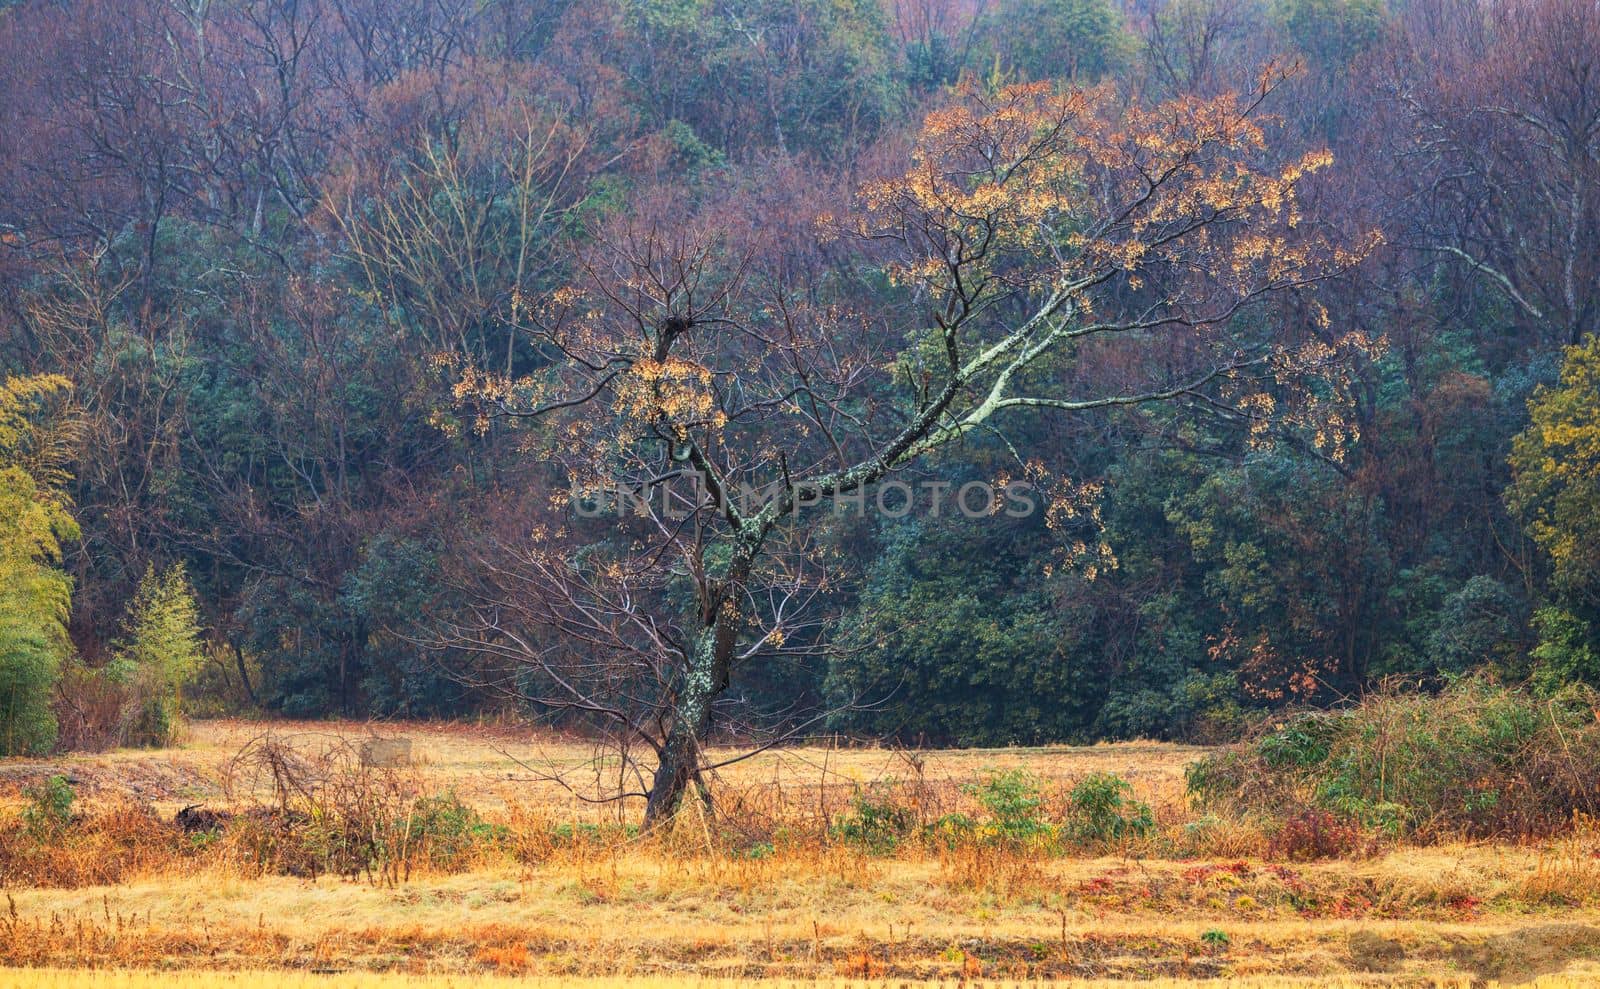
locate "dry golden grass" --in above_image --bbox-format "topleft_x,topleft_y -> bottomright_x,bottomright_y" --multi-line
8,823 -> 1600,980
5,720 -> 1600,984
0,718 -> 1204,827
17,969 -> 1590,989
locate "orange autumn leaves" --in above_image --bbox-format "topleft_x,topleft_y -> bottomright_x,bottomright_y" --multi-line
611,356 -> 724,435
460,68 -> 1378,474
858,68 -> 1365,302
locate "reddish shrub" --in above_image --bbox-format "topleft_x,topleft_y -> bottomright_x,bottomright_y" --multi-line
1268,809 -> 1362,861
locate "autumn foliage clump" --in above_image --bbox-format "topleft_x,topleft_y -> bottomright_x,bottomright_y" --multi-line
1268,808 -> 1364,861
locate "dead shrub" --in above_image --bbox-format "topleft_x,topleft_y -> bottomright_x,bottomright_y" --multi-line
1267,808 -> 1365,861
220,732 -> 505,883
936,841 -> 1044,898
1521,814 -> 1600,907
0,797 -> 184,887
51,664 -> 133,753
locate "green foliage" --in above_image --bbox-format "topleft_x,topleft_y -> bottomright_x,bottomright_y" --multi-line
345,536 -> 468,718
827,515 -> 1101,745
618,0 -> 901,156
1428,576 -> 1522,674
1509,335 -> 1600,579
1166,455 -> 1390,702
921,812 -> 978,850
1088,451 -> 1252,741
111,563 -> 204,747
1529,607 -> 1600,694
405,792 -> 506,868
903,30 -> 967,92
1063,772 -> 1153,843
966,769 -> 1053,846
1256,712 -> 1339,768
1275,0 -> 1386,69
1510,335 -> 1600,677
830,782 -> 916,854
21,775 -> 74,841
244,534 -> 468,718
657,119 -> 726,175
990,0 -> 1130,81
0,577 -> 68,756
1188,679 -> 1600,837
547,821 -> 630,848
0,375 -> 78,756
1098,669 -> 1251,743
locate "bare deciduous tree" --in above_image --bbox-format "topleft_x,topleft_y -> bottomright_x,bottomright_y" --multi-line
436,69 -> 1375,825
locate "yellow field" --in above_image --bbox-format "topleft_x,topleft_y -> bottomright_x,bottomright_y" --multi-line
0,718 -> 1204,820
3,721 -> 1600,985
10,970 -> 1590,989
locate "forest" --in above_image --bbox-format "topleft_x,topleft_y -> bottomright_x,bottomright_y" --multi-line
1,0 -> 1598,784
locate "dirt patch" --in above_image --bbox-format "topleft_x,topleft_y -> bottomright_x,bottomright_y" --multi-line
0,760 -> 220,806
1347,929 -> 1405,971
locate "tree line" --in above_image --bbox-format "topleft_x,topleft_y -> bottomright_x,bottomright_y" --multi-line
1,0 -> 1597,806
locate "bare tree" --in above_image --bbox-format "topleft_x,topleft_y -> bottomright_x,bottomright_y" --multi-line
1388,0 -> 1600,348
1136,0 -> 1267,98
436,69 -> 1373,826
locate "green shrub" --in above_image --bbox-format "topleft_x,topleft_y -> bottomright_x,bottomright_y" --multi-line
830,782 -> 916,854
1530,608 -> 1600,694
1064,772 -> 1153,843
921,812 -> 977,850
1188,678 -> 1600,838
549,822 -> 605,846
21,774 -> 74,841
110,563 -> 205,747
967,769 -> 1054,847
1257,712 -> 1342,768
405,791 -> 506,867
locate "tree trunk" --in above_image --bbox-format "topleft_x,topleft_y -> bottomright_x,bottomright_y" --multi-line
642,589 -> 740,827
643,722 -> 707,827
231,638 -> 259,708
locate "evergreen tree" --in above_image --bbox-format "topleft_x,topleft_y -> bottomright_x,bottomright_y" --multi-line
108,563 -> 204,746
